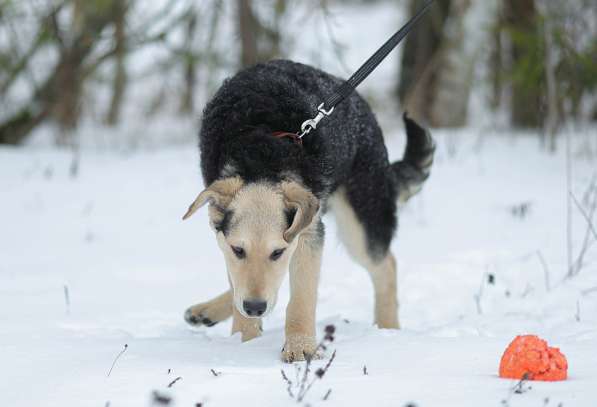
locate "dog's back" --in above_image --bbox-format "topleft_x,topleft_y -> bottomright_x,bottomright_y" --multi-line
199,60 -> 386,196
199,59 -> 434,212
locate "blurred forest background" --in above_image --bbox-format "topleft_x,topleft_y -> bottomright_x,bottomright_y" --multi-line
0,0 -> 595,151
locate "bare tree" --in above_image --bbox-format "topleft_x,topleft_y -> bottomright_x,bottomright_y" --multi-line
429,0 -> 473,127
106,0 -> 130,126
237,0 -> 287,69
0,1 -> 122,145
179,7 -> 199,115
238,0 -> 259,68
397,0 -> 452,124
0,0 -> 186,145
502,0 -> 543,128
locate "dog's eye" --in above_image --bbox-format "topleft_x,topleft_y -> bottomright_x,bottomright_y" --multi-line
231,246 -> 246,259
270,248 -> 285,261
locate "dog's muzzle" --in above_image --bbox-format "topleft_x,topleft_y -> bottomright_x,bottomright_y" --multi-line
242,299 -> 267,317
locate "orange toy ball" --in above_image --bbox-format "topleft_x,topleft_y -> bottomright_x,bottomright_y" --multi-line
499,335 -> 567,381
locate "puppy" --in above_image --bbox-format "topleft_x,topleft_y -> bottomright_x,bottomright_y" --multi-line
183,60 -> 434,362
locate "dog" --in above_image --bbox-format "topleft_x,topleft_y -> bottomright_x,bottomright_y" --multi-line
182,59 -> 434,362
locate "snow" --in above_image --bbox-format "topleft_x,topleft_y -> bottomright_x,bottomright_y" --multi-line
1,128 -> 596,407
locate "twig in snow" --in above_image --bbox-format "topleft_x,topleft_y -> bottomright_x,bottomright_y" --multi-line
281,369 -> 295,398
582,286 -> 597,296
512,373 -> 532,394
363,365 -> 368,375
502,373 -> 532,406
106,344 -> 128,377
167,376 -> 182,388
570,192 -> 597,240
281,324 -> 337,403
536,251 -> 551,292
474,270 -> 492,314
521,283 -> 534,298
63,284 -> 70,315
567,189 -> 597,278
300,350 -> 336,402
565,118 -> 573,280
510,202 -> 532,219
210,368 -> 220,377
583,172 -> 597,206
322,388 -> 332,401
575,300 -> 581,322
151,390 -> 171,405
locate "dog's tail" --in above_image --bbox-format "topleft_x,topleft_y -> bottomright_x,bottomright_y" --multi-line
390,113 -> 435,203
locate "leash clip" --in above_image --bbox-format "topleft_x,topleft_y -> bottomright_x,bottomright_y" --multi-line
298,103 -> 334,139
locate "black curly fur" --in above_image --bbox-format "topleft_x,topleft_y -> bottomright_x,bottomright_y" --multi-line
198,60 -> 433,258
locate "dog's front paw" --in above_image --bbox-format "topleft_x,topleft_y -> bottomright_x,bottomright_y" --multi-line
184,303 -> 221,327
281,334 -> 319,363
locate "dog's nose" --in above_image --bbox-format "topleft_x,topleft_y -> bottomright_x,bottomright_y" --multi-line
243,299 -> 267,317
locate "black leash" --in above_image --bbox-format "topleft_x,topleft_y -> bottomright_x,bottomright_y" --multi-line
296,0 -> 435,140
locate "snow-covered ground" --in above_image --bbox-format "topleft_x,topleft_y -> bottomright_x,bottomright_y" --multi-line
1,129 -> 597,407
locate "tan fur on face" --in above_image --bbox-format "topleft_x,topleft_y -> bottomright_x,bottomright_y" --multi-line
217,183 -> 295,317
184,178 -> 323,352
196,180 -> 319,321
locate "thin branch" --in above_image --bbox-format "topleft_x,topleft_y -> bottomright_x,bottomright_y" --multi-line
49,4 -> 65,51
81,3 -> 188,80
565,121 -> 573,276
298,350 -> 337,402
0,3 -> 65,95
570,192 -> 597,241
106,344 -> 128,377
582,173 -> 597,205
280,369 -> 295,398
167,376 -> 182,388
63,284 -> 70,315
567,188 -> 597,278
535,251 -> 550,291
473,270 -> 489,315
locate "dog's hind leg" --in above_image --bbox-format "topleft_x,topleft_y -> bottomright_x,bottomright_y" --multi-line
184,290 -> 233,327
330,186 -> 399,329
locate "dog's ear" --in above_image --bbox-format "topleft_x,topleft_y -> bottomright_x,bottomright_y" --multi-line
281,181 -> 319,242
182,177 -> 243,220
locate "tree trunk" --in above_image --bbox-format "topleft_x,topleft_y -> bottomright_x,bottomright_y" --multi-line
0,0 -> 119,145
238,0 -> 259,68
429,0 -> 472,127
106,0 -> 128,126
0,107 -> 48,145
503,0 -> 543,128
397,0 -> 452,123
179,8 -> 198,115
489,10 -> 504,111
